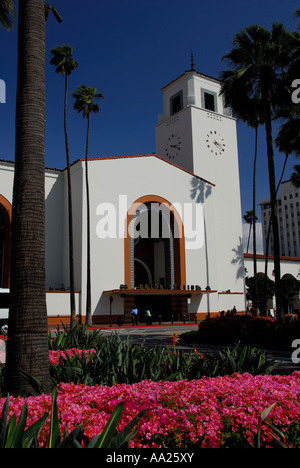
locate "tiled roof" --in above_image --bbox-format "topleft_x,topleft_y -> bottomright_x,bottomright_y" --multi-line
74,154 -> 215,186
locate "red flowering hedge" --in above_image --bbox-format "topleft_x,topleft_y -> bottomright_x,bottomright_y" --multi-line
1,371 -> 300,448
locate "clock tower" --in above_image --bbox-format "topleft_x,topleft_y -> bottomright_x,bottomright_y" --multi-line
155,67 -> 244,296
155,68 -> 238,181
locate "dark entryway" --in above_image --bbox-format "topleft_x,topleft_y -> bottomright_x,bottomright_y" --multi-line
124,293 -> 188,323
135,294 -> 171,322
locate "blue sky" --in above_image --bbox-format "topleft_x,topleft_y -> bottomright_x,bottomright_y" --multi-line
0,0 -> 299,239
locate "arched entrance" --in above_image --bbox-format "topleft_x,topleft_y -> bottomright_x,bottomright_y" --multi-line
0,195 -> 12,288
124,195 -> 186,322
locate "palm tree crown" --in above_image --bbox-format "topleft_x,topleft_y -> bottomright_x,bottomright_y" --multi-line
50,45 -> 78,76
72,85 -> 104,118
221,23 -> 298,111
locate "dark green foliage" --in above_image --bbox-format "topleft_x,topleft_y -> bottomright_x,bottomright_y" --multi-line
48,325 -> 277,388
281,275 -> 300,314
48,323 -> 101,350
246,275 -> 275,313
188,341 -> 278,379
185,315 -> 300,350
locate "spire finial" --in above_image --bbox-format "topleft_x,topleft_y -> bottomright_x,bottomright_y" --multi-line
190,49 -> 195,71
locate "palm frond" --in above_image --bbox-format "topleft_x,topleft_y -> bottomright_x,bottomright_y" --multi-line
0,0 -> 16,30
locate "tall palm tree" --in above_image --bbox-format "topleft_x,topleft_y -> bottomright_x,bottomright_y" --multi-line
220,71 -> 262,314
50,45 -> 78,328
221,23 -> 299,322
72,85 -> 104,327
0,0 -> 16,30
4,0 -> 50,396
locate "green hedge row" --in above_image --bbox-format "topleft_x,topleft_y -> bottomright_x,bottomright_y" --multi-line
182,316 -> 300,350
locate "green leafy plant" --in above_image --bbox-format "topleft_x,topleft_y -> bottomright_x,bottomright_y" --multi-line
48,323 -> 102,350
47,327 -> 278,388
242,403 -> 287,448
188,341 -> 278,379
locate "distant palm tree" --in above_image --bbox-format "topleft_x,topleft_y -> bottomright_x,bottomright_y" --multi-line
0,0 -> 16,30
50,45 -> 78,328
72,85 -> 104,327
221,23 -> 299,322
4,0 -> 50,396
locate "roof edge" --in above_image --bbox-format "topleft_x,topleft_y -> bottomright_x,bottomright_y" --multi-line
244,253 -> 300,262
74,154 -> 215,186
161,70 -> 221,91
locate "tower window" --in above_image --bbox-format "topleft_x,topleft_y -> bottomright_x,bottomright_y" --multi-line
201,88 -> 217,112
170,91 -> 183,116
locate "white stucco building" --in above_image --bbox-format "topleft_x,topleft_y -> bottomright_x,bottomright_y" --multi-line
1,68 -> 298,325
260,180 -> 300,258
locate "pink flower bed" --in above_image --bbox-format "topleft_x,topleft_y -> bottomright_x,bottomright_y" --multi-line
49,349 -> 96,366
1,372 -> 300,448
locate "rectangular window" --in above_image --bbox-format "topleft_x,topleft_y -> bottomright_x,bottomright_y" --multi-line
204,93 -> 215,111
201,88 -> 217,112
170,91 -> 183,116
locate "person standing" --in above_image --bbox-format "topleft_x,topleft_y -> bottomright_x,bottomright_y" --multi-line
145,308 -> 152,325
131,306 -> 138,325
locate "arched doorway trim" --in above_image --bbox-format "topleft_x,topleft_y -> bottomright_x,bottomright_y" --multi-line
124,195 -> 186,288
134,258 -> 153,285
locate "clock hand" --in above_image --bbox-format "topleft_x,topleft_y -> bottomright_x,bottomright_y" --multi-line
214,141 -> 224,151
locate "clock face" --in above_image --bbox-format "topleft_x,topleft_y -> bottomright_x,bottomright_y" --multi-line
206,130 -> 225,155
165,133 -> 182,159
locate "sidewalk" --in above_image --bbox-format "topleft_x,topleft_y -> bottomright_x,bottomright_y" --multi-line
48,321 -> 198,331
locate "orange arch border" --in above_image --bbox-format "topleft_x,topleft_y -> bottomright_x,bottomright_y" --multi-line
124,195 -> 186,288
0,194 -> 12,288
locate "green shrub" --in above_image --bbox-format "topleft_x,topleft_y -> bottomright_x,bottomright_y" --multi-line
186,316 -> 300,350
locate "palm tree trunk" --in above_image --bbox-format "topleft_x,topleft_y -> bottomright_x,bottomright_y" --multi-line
64,73 -> 76,327
253,126 -> 258,314
4,0 -> 50,396
85,115 -> 92,326
246,223 -> 252,254
263,153 -> 289,315
264,101 -> 283,322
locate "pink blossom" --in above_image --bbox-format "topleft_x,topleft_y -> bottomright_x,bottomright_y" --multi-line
0,371 -> 300,447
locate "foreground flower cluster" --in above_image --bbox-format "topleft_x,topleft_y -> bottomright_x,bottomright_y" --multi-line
1,372 -> 300,448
